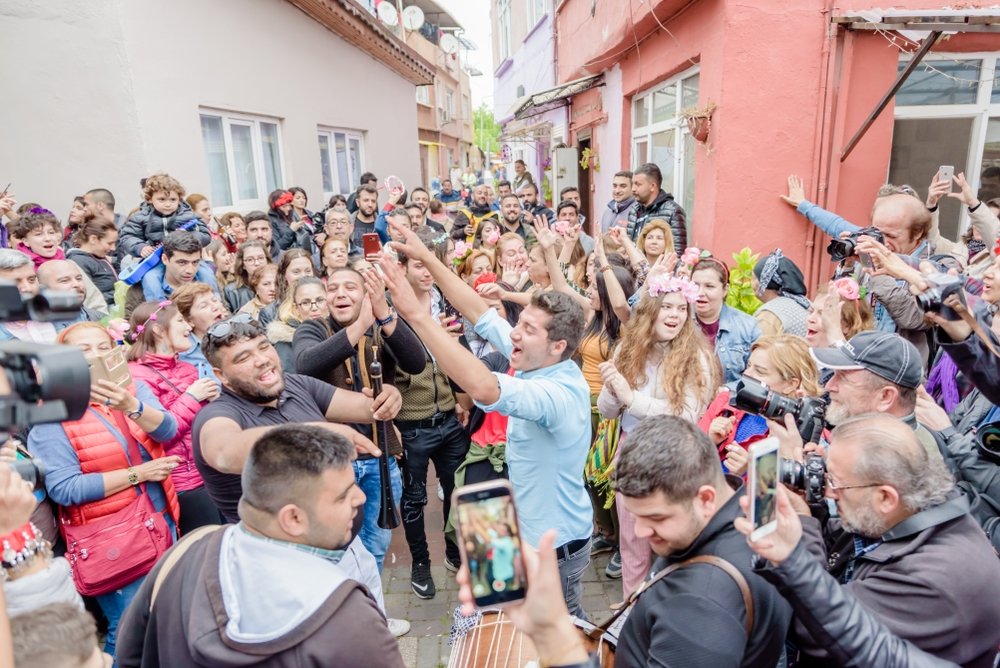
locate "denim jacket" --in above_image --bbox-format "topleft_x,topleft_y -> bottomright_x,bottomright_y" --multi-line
715,305 -> 761,384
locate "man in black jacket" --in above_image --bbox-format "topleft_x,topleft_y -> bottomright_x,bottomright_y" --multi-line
452,415 -> 790,667
626,162 -> 687,250
292,265 -> 426,574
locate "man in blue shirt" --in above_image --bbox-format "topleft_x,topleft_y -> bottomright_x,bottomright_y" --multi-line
378,220 -> 594,619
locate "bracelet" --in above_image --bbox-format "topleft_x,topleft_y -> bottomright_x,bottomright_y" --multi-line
926,203 -> 939,213
127,467 -> 139,486
969,201 -> 983,213
374,310 -> 396,327
599,265 -> 612,273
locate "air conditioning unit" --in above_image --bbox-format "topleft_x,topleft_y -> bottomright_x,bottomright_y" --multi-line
439,108 -> 452,124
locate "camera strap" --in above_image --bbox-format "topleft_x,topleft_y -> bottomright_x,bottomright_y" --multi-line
584,554 -> 754,643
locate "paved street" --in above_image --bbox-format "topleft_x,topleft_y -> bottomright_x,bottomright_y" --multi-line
381,467 -> 623,667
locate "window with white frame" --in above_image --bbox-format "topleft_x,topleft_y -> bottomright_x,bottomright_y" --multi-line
631,68 -> 700,222
889,54 -> 1000,240
497,0 -> 511,62
318,128 -> 366,196
463,94 -> 470,121
527,0 -> 547,27
416,85 -> 431,106
445,90 -> 455,119
199,111 -> 284,209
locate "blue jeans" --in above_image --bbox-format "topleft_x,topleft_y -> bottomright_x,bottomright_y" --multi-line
97,575 -> 146,660
557,537 -> 592,621
354,456 -> 403,573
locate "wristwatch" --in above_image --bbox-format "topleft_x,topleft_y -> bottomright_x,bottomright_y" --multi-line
127,467 -> 139,486
127,401 -> 144,421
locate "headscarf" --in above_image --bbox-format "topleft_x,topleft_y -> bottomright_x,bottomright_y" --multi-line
753,249 -> 810,309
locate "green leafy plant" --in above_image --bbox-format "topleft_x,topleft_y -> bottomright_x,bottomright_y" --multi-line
725,247 -> 763,315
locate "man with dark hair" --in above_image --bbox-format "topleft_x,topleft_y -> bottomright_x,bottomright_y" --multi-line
83,187 -> 118,228
512,159 -> 533,193
519,181 -> 554,222
771,413 -> 1000,666
601,170 -> 634,233
627,162 -> 687,250
497,180 -> 512,199
555,200 -> 595,254
117,425 -> 406,667
293,265 -> 426,576
242,211 -> 280,261
379,221 -> 594,618
351,185 -> 379,249
191,315 -> 399,523
125,231 -> 219,317
409,186 -> 431,213
499,193 -> 536,243
558,186 -> 587,228
437,178 -> 462,204
347,172 -> 378,213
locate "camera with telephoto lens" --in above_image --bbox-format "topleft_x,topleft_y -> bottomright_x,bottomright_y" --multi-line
730,376 -> 828,445
826,226 -> 885,263
915,273 -> 967,322
0,282 -> 92,491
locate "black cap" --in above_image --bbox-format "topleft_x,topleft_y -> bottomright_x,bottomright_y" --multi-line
811,331 -> 922,390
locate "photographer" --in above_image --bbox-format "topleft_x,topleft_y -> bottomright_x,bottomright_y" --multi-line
772,413 -> 1000,666
734,486 -> 958,668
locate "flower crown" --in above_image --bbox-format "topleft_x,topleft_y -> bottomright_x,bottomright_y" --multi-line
129,300 -> 172,342
681,246 -> 711,267
452,240 -> 473,268
273,192 -> 294,208
646,274 -> 700,303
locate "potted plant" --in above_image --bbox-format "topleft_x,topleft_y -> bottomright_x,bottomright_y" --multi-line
682,102 -> 717,144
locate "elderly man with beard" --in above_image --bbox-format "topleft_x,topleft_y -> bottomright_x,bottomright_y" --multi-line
771,413 -> 1000,667
191,314 -> 402,524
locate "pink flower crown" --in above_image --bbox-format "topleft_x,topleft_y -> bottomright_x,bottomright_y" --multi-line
646,274 -> 700,303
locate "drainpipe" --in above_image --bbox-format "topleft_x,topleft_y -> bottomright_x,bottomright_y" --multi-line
805,0 -> 841,291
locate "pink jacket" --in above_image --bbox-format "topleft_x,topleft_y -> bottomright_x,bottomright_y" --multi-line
128,353 -> 206,492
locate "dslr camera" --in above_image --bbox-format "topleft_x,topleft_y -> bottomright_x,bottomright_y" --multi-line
826,226 -> 885,263
915,273 -> 967,322
0,282 -> 91,490
730,376 -> 829,505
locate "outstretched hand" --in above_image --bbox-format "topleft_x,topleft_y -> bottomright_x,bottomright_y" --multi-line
780,175 -> 806,208
387,218 -> 433,264
377,255 -> 424,321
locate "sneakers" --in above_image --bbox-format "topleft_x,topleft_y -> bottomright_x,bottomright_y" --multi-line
387,617 -> 411,637
605,550 -> 622,579
590,535 -> 616,556
411,561 -> 436,599
444,555 -> 461,573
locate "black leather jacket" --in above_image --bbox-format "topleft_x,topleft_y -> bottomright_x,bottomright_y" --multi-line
757,542 -> 958,668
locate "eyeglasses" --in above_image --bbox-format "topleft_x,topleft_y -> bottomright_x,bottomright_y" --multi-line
206,313 -> 255,340
326,221 -> 350,228
297,298 -> 326,310
824,472 -> 882,493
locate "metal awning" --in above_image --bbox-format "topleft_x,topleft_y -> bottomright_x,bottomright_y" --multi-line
833,9 -> 1000,33
512,74 -> 604,120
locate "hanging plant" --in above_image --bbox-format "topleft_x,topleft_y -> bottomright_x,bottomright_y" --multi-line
682,101 -> 717,144
579,147 -> 600,172
725,247 -> 763,315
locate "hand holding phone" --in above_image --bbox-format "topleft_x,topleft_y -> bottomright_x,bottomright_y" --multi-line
454,480 -> 526,607
363,233 -> 382,261
937,165 -> 955,191
748,437 -> 780,541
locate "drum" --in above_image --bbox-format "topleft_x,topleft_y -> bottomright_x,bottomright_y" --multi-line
448,609 -> 616,668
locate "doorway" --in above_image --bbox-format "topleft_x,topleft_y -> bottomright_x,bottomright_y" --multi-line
576,136 -> 593,234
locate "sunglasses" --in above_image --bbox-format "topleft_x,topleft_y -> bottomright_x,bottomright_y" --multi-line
206,313 -> 256,340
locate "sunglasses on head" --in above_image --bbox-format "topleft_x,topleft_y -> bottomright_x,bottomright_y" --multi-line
206,313 -> 256,340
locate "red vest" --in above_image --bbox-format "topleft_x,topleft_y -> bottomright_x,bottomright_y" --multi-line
60,399 -> 180,526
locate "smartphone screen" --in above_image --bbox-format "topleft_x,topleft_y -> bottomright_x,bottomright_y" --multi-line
362,233 -> 382,260
749,438 -> 779,540
455,482 -> 526,607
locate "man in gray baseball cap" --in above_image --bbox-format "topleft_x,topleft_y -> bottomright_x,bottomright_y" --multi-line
811,331 -> 941,461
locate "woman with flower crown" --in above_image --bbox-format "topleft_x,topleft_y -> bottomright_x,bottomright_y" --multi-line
126,300 -> 223,534
597,269 -> 721,599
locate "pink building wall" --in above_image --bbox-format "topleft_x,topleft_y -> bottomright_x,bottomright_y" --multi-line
556,0 -> 1000,288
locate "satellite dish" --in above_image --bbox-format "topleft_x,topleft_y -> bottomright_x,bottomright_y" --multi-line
440,33 -> 459,55
377,2 -> 399,26
402,5 -> 425,31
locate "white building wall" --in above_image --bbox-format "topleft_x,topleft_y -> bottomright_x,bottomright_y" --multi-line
592,64 -> 624,209
0,0 -> 420,216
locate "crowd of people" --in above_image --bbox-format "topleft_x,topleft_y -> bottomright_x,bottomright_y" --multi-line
1,156 -> 1000,668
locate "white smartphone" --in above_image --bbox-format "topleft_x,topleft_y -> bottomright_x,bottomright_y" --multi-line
453,479 -> 526,608
749,437 -> 780,541
938,165 -> 955,190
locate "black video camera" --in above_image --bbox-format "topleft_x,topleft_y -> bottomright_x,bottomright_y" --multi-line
826,226 -> 885,263
730,376 -> 827,444
915,273 -> 967,322
0,282 -> 92,490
